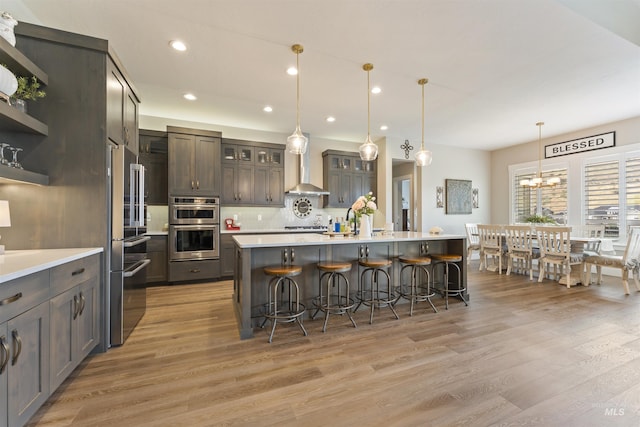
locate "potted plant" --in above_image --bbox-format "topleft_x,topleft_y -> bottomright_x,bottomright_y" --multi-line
524,214 -> 556,224
10,75 -> 45,112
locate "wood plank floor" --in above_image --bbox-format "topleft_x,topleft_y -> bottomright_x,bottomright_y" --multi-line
27,262 -> 640,426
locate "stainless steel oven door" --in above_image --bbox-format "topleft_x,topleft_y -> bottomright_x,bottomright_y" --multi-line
170,197 -> 219,225
169,224 -> 219,261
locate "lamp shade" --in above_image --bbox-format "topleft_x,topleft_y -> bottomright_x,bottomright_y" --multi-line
0,200 -> 10,227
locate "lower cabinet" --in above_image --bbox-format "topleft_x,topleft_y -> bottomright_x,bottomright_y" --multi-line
220,234 -> 236,277
169,259 -> 220,283
49,277 -> 99,391
0,252 -> 100,427
147,235 -> 168,283
1,302 -> 50,427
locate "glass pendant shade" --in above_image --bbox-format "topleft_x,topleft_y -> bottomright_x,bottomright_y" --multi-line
415,149 -> 432,166
520,122 -> 560,188
287,125 -> 308,155
359,135 -> 378,161
286,44 -> 308,155
360,63 -> 378,161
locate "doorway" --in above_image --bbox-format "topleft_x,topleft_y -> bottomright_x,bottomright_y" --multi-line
392,160 -> 414,231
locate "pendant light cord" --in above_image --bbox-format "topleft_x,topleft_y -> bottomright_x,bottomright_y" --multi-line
296,50 -> 300,128
537,122 -> 543,179
421,81 -> 425,150
367,67 -> 371,138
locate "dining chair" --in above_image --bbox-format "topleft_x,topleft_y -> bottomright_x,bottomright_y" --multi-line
584,226 -> 640,295
504,225 -> 539,280
465,223 -> 481,266
536,226 -> 584,287
477,224 -> 505,274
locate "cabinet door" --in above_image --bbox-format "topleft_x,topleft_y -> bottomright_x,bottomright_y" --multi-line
194,136 -> 220,195
147,236 -> 168,283
124,89 -> 139,155
49,288 -> 75,391
106,63 -> 125,146
220,234 -> 235,277
140,151 -> 168,205
253,166 -> 269,205
0,323 -> 7,427
326,171 -> 343,207
236,165 -> 254,204
168,133 -> 195,195
350,172 -> 364,201
268,167 -> 284,206
221,164 -> 237,204
76,278 -> 99,361
7,302 -> 50,427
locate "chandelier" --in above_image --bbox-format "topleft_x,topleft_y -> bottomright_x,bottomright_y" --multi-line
519,122 -> 560,188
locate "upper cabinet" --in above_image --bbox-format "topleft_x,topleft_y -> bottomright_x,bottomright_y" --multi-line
322,150 -> 377,208
107,61 -> 139,155
168,126 -> 221,197
221,139 -> 285,207
139,129 -> 168,205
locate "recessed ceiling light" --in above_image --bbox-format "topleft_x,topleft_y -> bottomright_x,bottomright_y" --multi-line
184,93 -> 197,101
380,125 -> 388,131
263,105 -> 273,112
169,40 -> 187,51
287,67 -> 298,76
371,86 -> 382,94
326,116 -> 336,123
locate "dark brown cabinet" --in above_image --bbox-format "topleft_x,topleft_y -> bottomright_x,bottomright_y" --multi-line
147,235 -> 168,283
168,127 -> 221,197
221,139 -> 284,206
107,61 -> 139,155
139,130 -> 168,205
322,150 -> 376,208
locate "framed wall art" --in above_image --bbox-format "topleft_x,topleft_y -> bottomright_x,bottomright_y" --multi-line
445,179 -> 472,214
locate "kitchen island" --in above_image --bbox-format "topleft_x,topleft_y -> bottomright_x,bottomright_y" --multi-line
232,232 -> 466,339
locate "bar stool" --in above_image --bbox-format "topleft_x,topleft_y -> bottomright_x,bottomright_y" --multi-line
262,264 -> 308,343
397,255 -> 437,315
431,254 -> 468,309
356,251 -> 399,324
311,262 -> 357,332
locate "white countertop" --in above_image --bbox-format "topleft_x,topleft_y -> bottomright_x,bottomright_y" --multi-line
0,248 -> 103,284
232,231 -> 465,248
221,228 -> 326,234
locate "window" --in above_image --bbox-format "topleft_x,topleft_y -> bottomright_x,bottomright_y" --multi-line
514,169 -> 567,223
584,156 -> 640,238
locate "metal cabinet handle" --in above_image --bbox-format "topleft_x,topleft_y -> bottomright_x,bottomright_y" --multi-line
0,292 -> 22,306
291,248 -> 295,263
190,269 -> 201,273
79,292 -> 86,316
73,294 -> 80,320
191,180 -> 195,190
196,180 -> 200,189
71,268 -> 85,276
0,335 -> 8,374
365,246 -> 370,257
11,329 -> 21,366
238,193 -> 242,201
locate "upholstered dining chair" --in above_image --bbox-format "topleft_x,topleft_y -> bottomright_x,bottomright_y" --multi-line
584,226 -> 640,295
477,224 -> 505,273
504,225 -> 539,280
536,226 -> 583,287
465,223 -> 481,266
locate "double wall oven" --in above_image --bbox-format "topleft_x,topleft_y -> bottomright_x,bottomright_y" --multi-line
169,196 -> 220,261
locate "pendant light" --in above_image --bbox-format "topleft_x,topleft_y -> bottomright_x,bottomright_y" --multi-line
415,78 -> 433,166
519,122 -> 560,187
359,63 -> 378,161
286,44 -> 308,154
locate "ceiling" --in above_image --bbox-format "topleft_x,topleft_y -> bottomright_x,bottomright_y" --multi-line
6,0 -> 640,151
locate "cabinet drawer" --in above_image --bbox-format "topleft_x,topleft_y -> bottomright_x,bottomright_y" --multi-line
50,254 -> 100,296
169,259 -> 219,283
0,270 -> 49,324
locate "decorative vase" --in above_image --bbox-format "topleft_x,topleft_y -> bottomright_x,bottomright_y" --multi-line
0,12 -> 17,47
359,214 -> 372,238
11,98 -> 26,113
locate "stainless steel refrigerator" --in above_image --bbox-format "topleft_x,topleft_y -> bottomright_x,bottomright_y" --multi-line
108,143 -> 150,346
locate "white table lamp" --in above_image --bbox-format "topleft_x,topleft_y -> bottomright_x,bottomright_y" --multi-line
0,200 -> 11,254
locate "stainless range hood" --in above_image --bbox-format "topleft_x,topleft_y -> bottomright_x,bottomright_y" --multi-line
285,141 -> 329,196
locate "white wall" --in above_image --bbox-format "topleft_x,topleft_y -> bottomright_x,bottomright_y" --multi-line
491,116 -> 640,224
